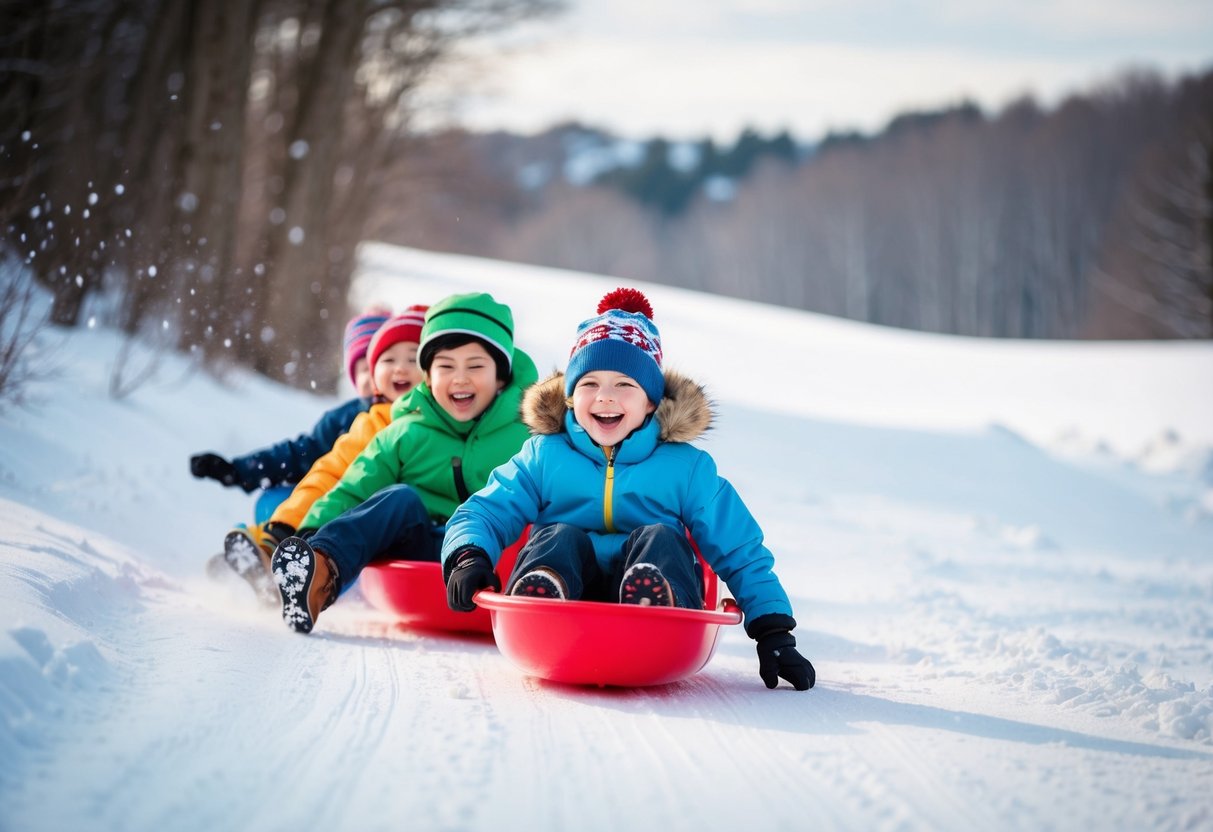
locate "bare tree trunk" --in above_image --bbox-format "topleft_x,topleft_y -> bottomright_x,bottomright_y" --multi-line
6,1 -> 131,326
258,0 -> 366,386
172,0 -> 261,355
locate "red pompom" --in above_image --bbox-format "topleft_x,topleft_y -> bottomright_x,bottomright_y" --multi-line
598,288 -> 654,319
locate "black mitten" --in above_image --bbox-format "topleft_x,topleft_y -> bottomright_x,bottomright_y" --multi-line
189,452 -> 242,489
446,547 -> 500,612
747,613 -> 815,691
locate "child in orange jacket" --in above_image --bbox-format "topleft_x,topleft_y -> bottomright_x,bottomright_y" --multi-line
220,306 -> 428,601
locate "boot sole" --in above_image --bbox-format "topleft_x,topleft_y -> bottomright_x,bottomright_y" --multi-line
271,537 -> 320,634
620,563 -> 674,606
510,569 -> 566,599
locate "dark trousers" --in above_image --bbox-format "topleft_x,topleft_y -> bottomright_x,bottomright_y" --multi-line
508,523 -> 703,609
308,484 -> 442,594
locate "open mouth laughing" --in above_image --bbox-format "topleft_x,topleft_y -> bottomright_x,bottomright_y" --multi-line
592,412 -> 624,428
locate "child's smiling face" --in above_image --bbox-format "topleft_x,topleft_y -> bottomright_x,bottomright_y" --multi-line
426,341 -> 505,421
372,341 -> 422,402
571,371 -> 656,448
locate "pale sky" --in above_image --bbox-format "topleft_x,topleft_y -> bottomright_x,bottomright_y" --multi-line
430,0 -> 1213,142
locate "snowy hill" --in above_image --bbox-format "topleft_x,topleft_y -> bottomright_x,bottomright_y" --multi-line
2,244 -> 1212,831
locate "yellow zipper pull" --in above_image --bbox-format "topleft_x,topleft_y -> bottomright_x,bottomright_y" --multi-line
602,445 -> 617,533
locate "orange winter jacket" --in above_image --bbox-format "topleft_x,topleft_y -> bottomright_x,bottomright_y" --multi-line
267,401 -> 395,530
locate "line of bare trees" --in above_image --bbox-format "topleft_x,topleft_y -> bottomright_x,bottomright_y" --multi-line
398,69 -> 1211,340
1,0 -> 556,395
3,10 -> 1208,413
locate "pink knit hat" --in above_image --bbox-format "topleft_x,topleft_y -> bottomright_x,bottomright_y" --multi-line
343,305 -> 392,389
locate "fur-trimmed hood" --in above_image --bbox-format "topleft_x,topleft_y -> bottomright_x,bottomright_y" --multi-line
521,369 -> 713,443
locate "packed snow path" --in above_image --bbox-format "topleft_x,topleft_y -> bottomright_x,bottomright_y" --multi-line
3,246 -> 1212,831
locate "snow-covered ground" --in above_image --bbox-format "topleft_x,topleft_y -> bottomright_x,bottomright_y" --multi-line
2,244 -> 1212,831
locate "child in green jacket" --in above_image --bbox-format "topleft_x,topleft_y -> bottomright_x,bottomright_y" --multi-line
270,292 -> 538,634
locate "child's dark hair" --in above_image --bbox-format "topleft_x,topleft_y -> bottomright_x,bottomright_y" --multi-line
420,334 -> 511,383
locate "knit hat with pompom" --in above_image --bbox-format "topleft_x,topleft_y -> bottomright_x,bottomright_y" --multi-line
565,288 -> 664,404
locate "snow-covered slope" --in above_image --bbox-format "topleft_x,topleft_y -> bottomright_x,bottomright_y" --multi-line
2,245 -> 1211,831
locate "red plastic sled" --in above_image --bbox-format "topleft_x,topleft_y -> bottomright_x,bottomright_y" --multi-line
359,535 -> 523,635
475,545 -> 743,687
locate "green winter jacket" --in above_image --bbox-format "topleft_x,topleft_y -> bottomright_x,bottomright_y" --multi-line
301,348 -> 539,529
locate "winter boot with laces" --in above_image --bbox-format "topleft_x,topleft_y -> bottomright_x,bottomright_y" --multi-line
271,536 -> 339,634
510,567 -> 567,599
620,562 -> 674,607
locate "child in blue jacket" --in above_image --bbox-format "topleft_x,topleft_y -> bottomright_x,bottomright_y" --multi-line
442,289 -> 815,691
188,306 -> 390,493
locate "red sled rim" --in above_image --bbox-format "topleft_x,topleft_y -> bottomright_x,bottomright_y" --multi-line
360,561 -> 493,635
474,590 -> 742,687
359,532 -> 525,636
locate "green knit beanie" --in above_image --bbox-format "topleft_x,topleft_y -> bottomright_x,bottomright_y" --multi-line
417,292 -> 515,373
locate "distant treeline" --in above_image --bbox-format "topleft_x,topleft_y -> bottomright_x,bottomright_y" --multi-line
593,129 -> 802,216
3,4 -> 1208,407
377,69 -> 1213,340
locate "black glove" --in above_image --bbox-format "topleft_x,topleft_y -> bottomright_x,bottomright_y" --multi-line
446,546 -> 500,612
747,613 -> 815,691
190,452 -> 244,489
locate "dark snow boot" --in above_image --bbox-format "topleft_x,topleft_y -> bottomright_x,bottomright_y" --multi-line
223,528 -> 277,606
620,562 -> 674,607
510,567 -> 567,599
271,536 -> 339,634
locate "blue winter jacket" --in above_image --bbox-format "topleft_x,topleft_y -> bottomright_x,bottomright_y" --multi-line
230,395 -> 370,491
441,370 -> 794,623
